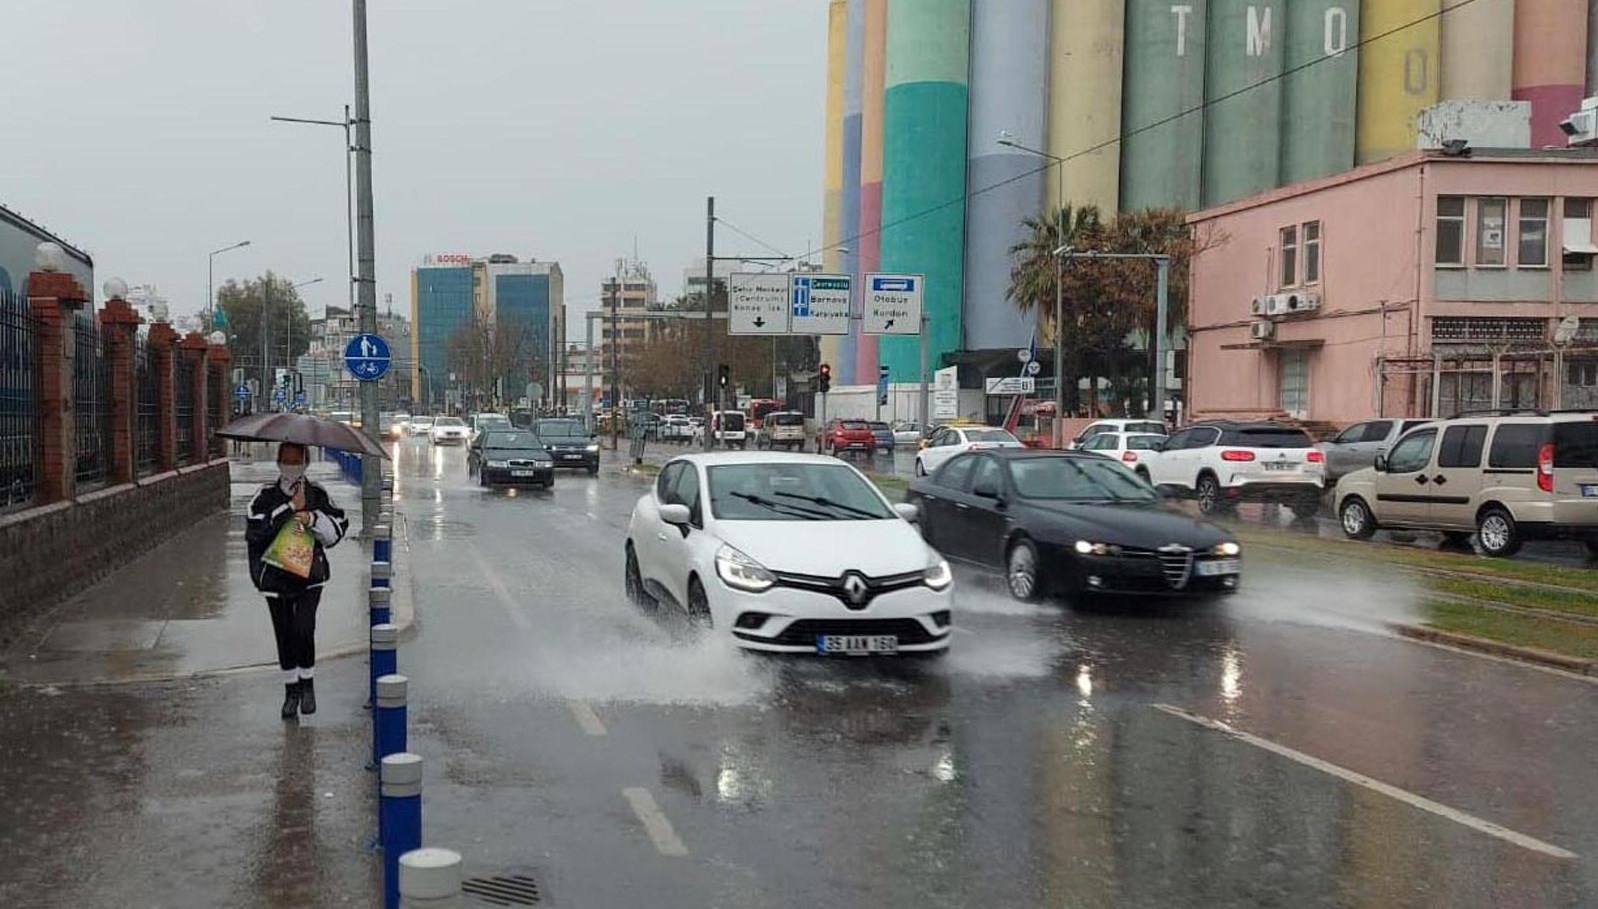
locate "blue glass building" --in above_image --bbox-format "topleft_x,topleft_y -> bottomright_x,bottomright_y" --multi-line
410,265 -> 473,409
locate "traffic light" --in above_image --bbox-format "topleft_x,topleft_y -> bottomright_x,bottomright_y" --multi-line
717,364 -> 730,389
817,363 -> 832,394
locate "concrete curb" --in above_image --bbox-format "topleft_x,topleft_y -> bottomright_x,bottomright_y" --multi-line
1390,622 -> 1598,677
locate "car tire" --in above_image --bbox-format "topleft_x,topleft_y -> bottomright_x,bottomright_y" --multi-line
1476,507 -> 1522,558
1006,537 -> 1046,603
687,576 -> 713,627
1339,496 -> 1377,540
625,543 -> 656,611
1195,473 -> 1227,516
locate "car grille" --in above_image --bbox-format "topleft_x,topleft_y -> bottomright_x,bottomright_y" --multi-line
504,459 -> 545,468
771,569 -> 926,610
1097,546 -> 1194,590
755,618 -> 945,646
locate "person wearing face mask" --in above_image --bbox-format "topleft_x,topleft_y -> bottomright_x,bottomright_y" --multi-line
245,442 -> 350,719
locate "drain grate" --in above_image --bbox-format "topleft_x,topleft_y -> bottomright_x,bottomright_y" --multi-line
462,871 -> 543,906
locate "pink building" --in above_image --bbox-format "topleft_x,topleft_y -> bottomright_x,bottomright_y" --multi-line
1185,149 -> 1598,429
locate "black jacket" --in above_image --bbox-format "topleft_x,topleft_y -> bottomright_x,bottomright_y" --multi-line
245,478 -> 349,595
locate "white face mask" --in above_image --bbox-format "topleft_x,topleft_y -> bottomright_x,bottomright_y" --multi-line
279,464 -> 306,484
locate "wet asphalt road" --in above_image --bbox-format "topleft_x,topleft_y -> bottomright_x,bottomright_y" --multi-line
2,438 -> 1597,908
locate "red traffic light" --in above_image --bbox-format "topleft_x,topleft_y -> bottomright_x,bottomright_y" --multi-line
819,363 -> 831,377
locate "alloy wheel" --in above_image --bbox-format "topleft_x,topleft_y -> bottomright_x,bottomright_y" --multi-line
1007,541 -> 1040,602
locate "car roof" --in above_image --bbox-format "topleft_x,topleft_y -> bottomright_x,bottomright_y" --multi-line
669,451 -> 857,467
1185,420 -> 1305,431
958,448 -> 1096,460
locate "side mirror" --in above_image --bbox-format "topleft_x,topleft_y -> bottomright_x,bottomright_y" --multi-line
660,503 -> 692,526
972,479 -> 1001,499
893,502 -> 919,523
1373,453 -> 1389,472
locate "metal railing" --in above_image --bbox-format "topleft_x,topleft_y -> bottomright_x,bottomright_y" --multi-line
0,289 -> 37,510
174,352 -> 195,465
72,318 -> 112,488
134,334 -> 159,475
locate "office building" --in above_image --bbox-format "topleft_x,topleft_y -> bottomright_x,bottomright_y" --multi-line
599,258 -> 658,368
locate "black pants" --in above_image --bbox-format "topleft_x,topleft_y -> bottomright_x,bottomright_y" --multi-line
267,587 -> 322,673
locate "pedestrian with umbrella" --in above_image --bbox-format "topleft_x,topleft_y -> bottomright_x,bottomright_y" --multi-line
219,413 -> 387,718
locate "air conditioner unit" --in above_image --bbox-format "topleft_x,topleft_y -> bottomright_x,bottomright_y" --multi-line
1250,296 -> 1269,316
1264,294 -> 1291,317
1250,320 -> 1276,340
1285,292 -> 1321,314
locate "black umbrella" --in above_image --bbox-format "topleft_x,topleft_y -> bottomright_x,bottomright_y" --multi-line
216,412 -> 390,459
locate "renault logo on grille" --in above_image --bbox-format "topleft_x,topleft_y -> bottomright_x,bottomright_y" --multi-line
842,572 -> 870,606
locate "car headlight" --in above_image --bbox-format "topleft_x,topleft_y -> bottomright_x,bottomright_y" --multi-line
1213,541 -> 1241,557
486,460 -> 509,468
586,444 -> 600,452
923,557 -> 952,590
714,544 -> 775,592
1073,540 -> 1121,556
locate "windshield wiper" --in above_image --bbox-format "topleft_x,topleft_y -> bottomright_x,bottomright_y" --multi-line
727,491 -> 827,520
771,491 -> 881,519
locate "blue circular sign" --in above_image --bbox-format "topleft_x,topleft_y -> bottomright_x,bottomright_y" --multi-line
234,384 -> 251,400
344,333 -> 391,381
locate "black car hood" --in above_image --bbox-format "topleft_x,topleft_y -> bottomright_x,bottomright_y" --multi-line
1017,500 -> 1231,550
484,449 -> 553,463
541,437 -> 591,448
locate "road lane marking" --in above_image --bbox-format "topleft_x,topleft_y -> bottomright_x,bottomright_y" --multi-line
622,787 -> 689,856
1152,703 -> 1577,860
467,544 -> 533,631
568,700 -> 607,736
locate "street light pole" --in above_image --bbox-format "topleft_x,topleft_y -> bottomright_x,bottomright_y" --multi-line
703,197 -> 716,451
208,240 -> 251,332
269,110 -> 356,313
998,134 -> 1067,444
352,0 -> 381,528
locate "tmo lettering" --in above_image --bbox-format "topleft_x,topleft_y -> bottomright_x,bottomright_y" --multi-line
1168,5 -> 1350,59
1246,5 -> 1272,57
1172,5 -> 1193,57
1324,7 -> 1349,56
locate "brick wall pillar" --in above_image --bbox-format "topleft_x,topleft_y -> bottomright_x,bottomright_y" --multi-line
178,333 -> 209,467
27,270 -> 89,504
209,344 -> 231,459
148,323 -> 179,472
99,296 -> 143,484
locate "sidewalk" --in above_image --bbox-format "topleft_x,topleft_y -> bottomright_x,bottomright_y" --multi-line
0,456 -> 407,687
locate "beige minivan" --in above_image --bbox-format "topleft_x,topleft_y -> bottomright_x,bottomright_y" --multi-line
1334,412 -> 1598,557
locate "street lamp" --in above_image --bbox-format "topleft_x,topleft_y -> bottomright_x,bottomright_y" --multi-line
208,240 -> 251,330
271,110 -> 355,312
998,131 -> 1067,444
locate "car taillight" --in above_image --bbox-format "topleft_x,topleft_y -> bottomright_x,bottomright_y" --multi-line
967,444 -> 979,451
1306,450 -> 1325,463
1220,449 -> 1255,462
1121,451 -> 1138,462
1538,442 -> 1554,493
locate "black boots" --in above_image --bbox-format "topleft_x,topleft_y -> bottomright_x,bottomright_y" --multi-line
298,678 -> 317,715
281,683 -> 301,719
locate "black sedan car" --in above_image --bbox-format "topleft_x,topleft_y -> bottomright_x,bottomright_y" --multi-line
906,449 -> 1241,601
469,430 -> 555,489
534,418 -> 601,474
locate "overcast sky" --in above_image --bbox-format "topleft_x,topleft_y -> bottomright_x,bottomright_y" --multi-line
5,0 -> 825,338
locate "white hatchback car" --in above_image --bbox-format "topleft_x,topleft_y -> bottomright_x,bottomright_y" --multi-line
914,425 -> 1024,477
626,452 -> 954,655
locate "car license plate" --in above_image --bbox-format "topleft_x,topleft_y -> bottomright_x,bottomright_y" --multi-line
1582,484 -> 1598,498
561,454 -> 583,460
1263,461 -> 1296,471
1194,559 -> 1240,577
817,635 -> 898,654
511,469 -> 536,477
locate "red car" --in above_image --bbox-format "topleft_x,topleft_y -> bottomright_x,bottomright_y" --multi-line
818,418 -> 876,456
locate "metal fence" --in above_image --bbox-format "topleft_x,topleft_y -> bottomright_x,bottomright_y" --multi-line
174,352 -> 195,465
0,289 -> 38,510
134,334 -> 159,475
72,318 -> 112,487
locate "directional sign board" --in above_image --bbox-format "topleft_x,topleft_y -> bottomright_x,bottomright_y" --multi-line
344,333 -> 391,381
863,273 -> 923,334
985,376 -> 1036,396
727,273 -> 790,335
790,274 -> 851,335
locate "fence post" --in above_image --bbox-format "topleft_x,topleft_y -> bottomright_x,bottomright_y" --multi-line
209,343 -> 231,458
398,848 -> 463,909
178,333 -> 209,466
98,292 -> 142,485
375,672 -> 408,767
380,753 -> 425,909
147,323 -> 180,472
26,267 -> 89,504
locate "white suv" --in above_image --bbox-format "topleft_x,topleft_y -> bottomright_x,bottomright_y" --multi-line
1141,421 -> 1325,516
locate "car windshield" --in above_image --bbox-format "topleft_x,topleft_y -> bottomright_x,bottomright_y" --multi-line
1009,456 -> 1158,503
536,420 -> 586,437
708,463 -> 894,521
968,429 -> 1018,444
1219,426 -> 1312,448
435,417 -> 464,427
482,431 -> 541,450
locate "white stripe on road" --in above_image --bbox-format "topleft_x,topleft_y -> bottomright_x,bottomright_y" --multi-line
1152,704 -> 1576,860
567,700 -> 607,736
468,544 -> 533,631
622,787 -> 689,857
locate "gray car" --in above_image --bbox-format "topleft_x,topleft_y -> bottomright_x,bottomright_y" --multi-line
1316,418 -> 1432,481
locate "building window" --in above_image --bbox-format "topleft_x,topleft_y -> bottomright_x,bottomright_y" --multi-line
1278,348 -> 1309,418
1476,197 -> 1507,266
1435,197 -> 1465,266
1302,221 -> 1321,283
1569,361 -> 1598,387
1564,198 -> 1595,272
1279,225 -> 1298,287
1517,198 -> 1549,267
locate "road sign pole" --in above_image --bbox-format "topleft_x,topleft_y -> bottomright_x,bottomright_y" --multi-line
919,314 -> 929,428
1154,256 -> 1170,422
703,197 -> 716,452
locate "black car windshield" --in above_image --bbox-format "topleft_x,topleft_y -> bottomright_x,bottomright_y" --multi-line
1009,457 -> 1157,502
482,431 -> 542,450
535,420 -> 586,438
1218,427 -> 1313,448
708,463 -> 894,521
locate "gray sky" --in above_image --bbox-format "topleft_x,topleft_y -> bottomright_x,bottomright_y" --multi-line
5,0 -> 825,338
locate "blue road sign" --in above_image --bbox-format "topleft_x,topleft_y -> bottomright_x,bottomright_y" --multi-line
344,333 -> 391,381
870,276 -> 915,293
791,276 -> 812,317
294,391 -> 307,405
233,384 -> 250,400
273,389 -> 286,404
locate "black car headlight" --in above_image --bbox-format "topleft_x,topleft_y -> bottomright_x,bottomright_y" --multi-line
1073,540 -> 1122,557
1212,541 -> 1241,557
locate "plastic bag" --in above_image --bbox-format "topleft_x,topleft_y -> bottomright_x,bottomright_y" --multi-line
263,518 -> 315,579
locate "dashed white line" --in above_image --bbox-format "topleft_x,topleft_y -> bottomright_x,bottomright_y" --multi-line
467,544 -> 532,631
1152,703 -> 1577,860
622,787 -> 689,857
567,700 -> 607,736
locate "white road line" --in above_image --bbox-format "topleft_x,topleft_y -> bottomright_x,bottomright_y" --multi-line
1152,704 -> 1577,860
567,700 -> 607,736
622,787 -> 689,857
467,544 -> 533,631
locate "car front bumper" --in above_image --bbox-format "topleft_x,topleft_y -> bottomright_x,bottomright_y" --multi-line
718,582 -> 953,654
1054,546 -> 1241,596
481,466 -> 553,486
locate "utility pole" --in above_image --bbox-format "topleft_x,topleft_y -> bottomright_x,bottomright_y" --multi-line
703,196 -> 716,451
261,278 -> 272,404
352,0 -> 380,527
610,271 -> 621,450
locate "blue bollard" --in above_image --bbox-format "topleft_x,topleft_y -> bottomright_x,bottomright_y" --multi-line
369,585 -> 391,627
373,521 -> 393,564
375,674 -> 408,769
369,624 -> 398,741
371,560 -> 391,590
380,753 -> 424,909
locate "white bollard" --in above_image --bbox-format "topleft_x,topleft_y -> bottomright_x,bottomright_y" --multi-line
399,847 -> 463,909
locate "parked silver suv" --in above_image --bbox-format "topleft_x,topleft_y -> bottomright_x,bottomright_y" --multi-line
1316,418 -> 1433,481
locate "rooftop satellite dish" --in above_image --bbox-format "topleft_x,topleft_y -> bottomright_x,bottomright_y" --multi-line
1554,314 -> 1581,345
